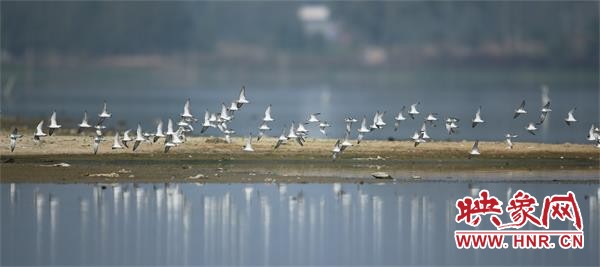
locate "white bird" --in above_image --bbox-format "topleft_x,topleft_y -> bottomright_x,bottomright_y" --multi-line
344,117 -> 358,133
200,110 -> 214,134
153,120 -> 165,143
413,131 -> 426,147
445,117 -> 459,135
369,111 -> 380,130
133,123 -> 145,151
33,120 -> 47,142
420,122 -> 430,140
94,124 -> 105,137
505,134 -> 518,149
357,116 -> 371,144
243,133 -> 254,152
307,113 -> 321,123
296,123 -> 309,135
287,123 -> 302,146
340,131 -> 353,152
468,140 -> 480,159
163,135 -> 176,153
331,139 -> 341,160
587,124 -> 597,141
425,113 -> 438,126
112,132 -> 125,149
93,135 -> 103,155
526,122 -> 538,135
564,108 -> 577,126
236,86 -> 249,108
122,129 -> 132,148
77,111 -> 92,134
48,111 -> 61,136
537,101 -> 551,125
180,98 -> 196,121
274,127 -> 287,149
375,111 -> 386,128
408,102 -> 420,119
98,101 -> 112,124
228,102 -> 239,112
220,103 -> 233,121
513,100 -> 527,119
472,106 -> 484,128
394,106 -> 406,131
318,121 -> 331,136
263,105 -> 274,122
258,121 -> 271,141
9,128 -> 22,152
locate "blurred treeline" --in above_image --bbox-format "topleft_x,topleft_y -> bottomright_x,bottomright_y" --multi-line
1,1 -> 597,68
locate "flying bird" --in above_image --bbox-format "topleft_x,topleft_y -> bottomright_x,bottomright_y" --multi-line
243,133 -> 254,152
318,121 -> 331,136
331,139 -> 341,160
274,127 -> 287,149
408,102 -> 420,119
133,123 -> 145,151
263,105 -> 274,122
445,117 -> 459,135
112,132 -> 125,150
513,100 -> 527,119
153,120 -> 165,143
48,111 -> 61,136
564,108 -> 577,126
505,133 -> 518,149
357,116 -> 371,144
122,129 -> 132,148
98,101 -> 112,124
236,86 -> 249,108
307,113 -> 321,123
537,101 -> 552,125
93,135 -> 103,155
468,140 -> 480,159
33,120 -> 47,142
77,111 -> 92,134
180,98 -> 197,122
526,122 -> 538,135
394,106 -> 406,131
472,106 -> 485,128
424,113 -> 438,126
9,128 -> 22,152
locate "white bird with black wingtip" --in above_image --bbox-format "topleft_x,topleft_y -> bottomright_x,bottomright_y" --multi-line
513,100 -> 527,119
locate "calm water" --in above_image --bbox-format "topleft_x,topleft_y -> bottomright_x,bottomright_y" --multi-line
2,80 -> 598,144
1,181 -> 598,265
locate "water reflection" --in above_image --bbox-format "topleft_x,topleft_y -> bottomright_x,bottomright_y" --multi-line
1,182 -> 598,265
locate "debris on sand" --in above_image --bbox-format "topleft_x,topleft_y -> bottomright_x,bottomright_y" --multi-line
2,158 -> 15,163
86,172 -> 119,178
188,174 -> 205,179
117,169 -> 132,174
40,162 -> 71,167
371,172 -> 392,179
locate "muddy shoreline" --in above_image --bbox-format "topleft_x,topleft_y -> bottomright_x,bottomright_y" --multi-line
1,135 -> 598,183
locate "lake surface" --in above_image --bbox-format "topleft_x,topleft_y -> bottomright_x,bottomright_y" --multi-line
2,68 -> 598,144
2,181 -> 598,265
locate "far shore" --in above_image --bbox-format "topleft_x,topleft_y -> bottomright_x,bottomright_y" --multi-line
1,134 -> 598,183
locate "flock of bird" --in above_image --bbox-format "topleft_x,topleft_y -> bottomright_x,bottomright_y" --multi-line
7,86 -> 600,160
